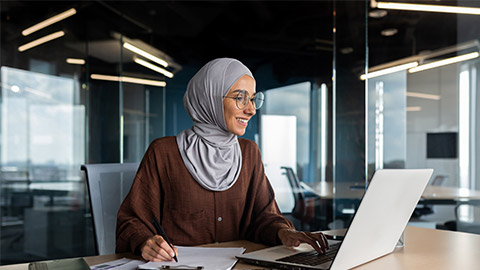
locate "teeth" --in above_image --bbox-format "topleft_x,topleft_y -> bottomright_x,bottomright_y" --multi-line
237,118 -> 248,123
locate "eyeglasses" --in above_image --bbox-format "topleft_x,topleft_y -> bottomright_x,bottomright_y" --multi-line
223,90 -> 264,110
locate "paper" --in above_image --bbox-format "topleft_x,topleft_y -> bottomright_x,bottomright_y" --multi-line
90,257 -> 145,270
138,246 -> 246,270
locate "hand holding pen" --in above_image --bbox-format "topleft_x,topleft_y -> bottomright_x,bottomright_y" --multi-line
140,217 -> 178,262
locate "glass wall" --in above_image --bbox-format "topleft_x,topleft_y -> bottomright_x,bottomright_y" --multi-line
365,0 -> 480,233
0,2 -> 168,263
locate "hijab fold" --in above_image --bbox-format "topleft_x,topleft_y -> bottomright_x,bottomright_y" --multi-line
176,58 -> 253,191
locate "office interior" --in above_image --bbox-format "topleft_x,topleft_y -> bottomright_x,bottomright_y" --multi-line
1,0 -> 479,265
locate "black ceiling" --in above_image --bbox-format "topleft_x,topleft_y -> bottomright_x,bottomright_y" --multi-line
2,0 -> 480,82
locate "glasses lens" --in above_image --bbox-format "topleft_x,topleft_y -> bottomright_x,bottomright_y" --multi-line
254,92 -> 264,109
235,91 -> 249,109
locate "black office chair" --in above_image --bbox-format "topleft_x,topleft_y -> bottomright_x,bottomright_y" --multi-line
281,166 -> 326,231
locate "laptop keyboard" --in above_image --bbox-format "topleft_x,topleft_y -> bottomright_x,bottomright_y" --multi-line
277,242 -> 341,266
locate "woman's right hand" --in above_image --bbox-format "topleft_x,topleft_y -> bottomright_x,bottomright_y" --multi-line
140,235 -> 178,262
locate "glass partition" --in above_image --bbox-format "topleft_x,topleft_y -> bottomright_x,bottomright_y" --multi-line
0,2 -> 168,263
366,0 -> 480,233
331,0 -> 368,229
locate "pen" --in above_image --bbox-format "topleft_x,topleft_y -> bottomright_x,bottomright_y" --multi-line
152,217 -> 178,262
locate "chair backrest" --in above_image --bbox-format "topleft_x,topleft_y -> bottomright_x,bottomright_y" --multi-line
81,163 -> 139,255
431,175 -> 447,186
281,166 -> 306,220
455,202 -> 480,234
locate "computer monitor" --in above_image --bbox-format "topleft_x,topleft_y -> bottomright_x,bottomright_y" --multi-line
426,132 -> 457,158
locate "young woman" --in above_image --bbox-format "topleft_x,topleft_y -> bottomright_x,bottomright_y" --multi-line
116,58 -> 329,262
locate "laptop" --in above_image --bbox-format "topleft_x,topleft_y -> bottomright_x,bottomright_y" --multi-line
236,169 -> 434,270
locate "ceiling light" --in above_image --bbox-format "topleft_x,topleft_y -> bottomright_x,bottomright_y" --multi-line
340,47 -> 354,54
381,28 -> 398,37
134,57 -> 174,78
406,91 -> 441,100
22,8 -> 76,36
90,74 -> 166,87
408,52 -> 479,73
66,58 -> 85,65
11,85 -> 20,93
406,106 -> 422,112
361,61 -> 418,80
18,31 -> 65,52
123,42 -> 168,67
369,9 -> 388,18
376,2 -> 480,15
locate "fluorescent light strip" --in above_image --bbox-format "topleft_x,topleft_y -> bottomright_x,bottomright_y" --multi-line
22,8 -> 77,36
90,74 -> 166,87
406,91 -> 441,100
360,62 -> 418,80
406,106 -> 422,112
123,43 -> 168,67
409,52 -> 479,73
18,31 -> 65,52
377,2 -> 480,15
134,57 -> 174,78
66,58 -> 85,65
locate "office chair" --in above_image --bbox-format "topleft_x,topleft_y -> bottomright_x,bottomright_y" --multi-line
281,166 -> 325,231
412,175 -> 447,218
454,202 -> 480,234
81,163 -> 139,255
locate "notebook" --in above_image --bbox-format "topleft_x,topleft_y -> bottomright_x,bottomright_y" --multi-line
236,169 -> 434,270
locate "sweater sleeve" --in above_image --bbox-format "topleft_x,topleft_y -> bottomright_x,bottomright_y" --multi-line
246,142 -> 294,245
115,142 -> 163,254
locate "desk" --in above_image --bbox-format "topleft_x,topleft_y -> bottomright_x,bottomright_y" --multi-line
304,181 -> 480,203
1,227 -> 479,270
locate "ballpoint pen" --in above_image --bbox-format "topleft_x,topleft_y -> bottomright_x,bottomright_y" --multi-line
152,217 -> 178,262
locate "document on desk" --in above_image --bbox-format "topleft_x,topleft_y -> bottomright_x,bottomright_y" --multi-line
90,257 -> 145,270
138,246 -> 246,270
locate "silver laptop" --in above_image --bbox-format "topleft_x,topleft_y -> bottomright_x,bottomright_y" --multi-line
237,169 -> 434,270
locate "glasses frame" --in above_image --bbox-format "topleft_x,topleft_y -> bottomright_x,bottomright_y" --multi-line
223,89 -> 264,110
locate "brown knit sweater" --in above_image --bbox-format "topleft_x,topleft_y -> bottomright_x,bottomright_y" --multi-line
116,136 -> 293,254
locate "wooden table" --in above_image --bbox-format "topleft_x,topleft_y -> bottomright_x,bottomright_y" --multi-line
2,227 -> 480,270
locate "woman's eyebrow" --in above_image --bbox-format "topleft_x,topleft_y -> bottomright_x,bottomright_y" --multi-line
231,89 -> 247,93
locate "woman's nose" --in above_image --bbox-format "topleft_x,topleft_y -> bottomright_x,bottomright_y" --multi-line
244,100 -> 256,115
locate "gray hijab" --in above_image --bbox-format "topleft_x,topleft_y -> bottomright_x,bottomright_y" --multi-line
176,58 -> 254,191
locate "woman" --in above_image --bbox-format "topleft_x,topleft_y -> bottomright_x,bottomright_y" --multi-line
116,58 -> 329,262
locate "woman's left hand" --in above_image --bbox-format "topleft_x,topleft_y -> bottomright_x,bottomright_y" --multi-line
278,228 -> 331,254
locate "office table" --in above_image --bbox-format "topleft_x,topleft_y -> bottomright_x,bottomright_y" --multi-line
1,227 -> 479,269
303,181 -> 480,203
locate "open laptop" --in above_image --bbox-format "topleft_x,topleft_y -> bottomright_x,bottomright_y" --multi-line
237,169 -> 434,270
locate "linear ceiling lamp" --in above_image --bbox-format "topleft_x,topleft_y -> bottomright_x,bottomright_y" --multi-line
406,91 -> 441,100
408,52 -> 479,73
406,106 -> 422,112
18,31 -> 65,52
123,42 -> 168,67
66,58 -> 85,65
22,8 -> 77,36
134,57 -> 174,78
360,62 -> 418,80
90,74 -> 166,87
376,2 -> 480,15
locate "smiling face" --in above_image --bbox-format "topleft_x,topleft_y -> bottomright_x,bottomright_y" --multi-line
223,75 -> 256,136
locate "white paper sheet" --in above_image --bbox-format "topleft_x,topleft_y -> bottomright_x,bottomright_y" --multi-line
90,257 -> 145,270
138,246 -> 245,270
